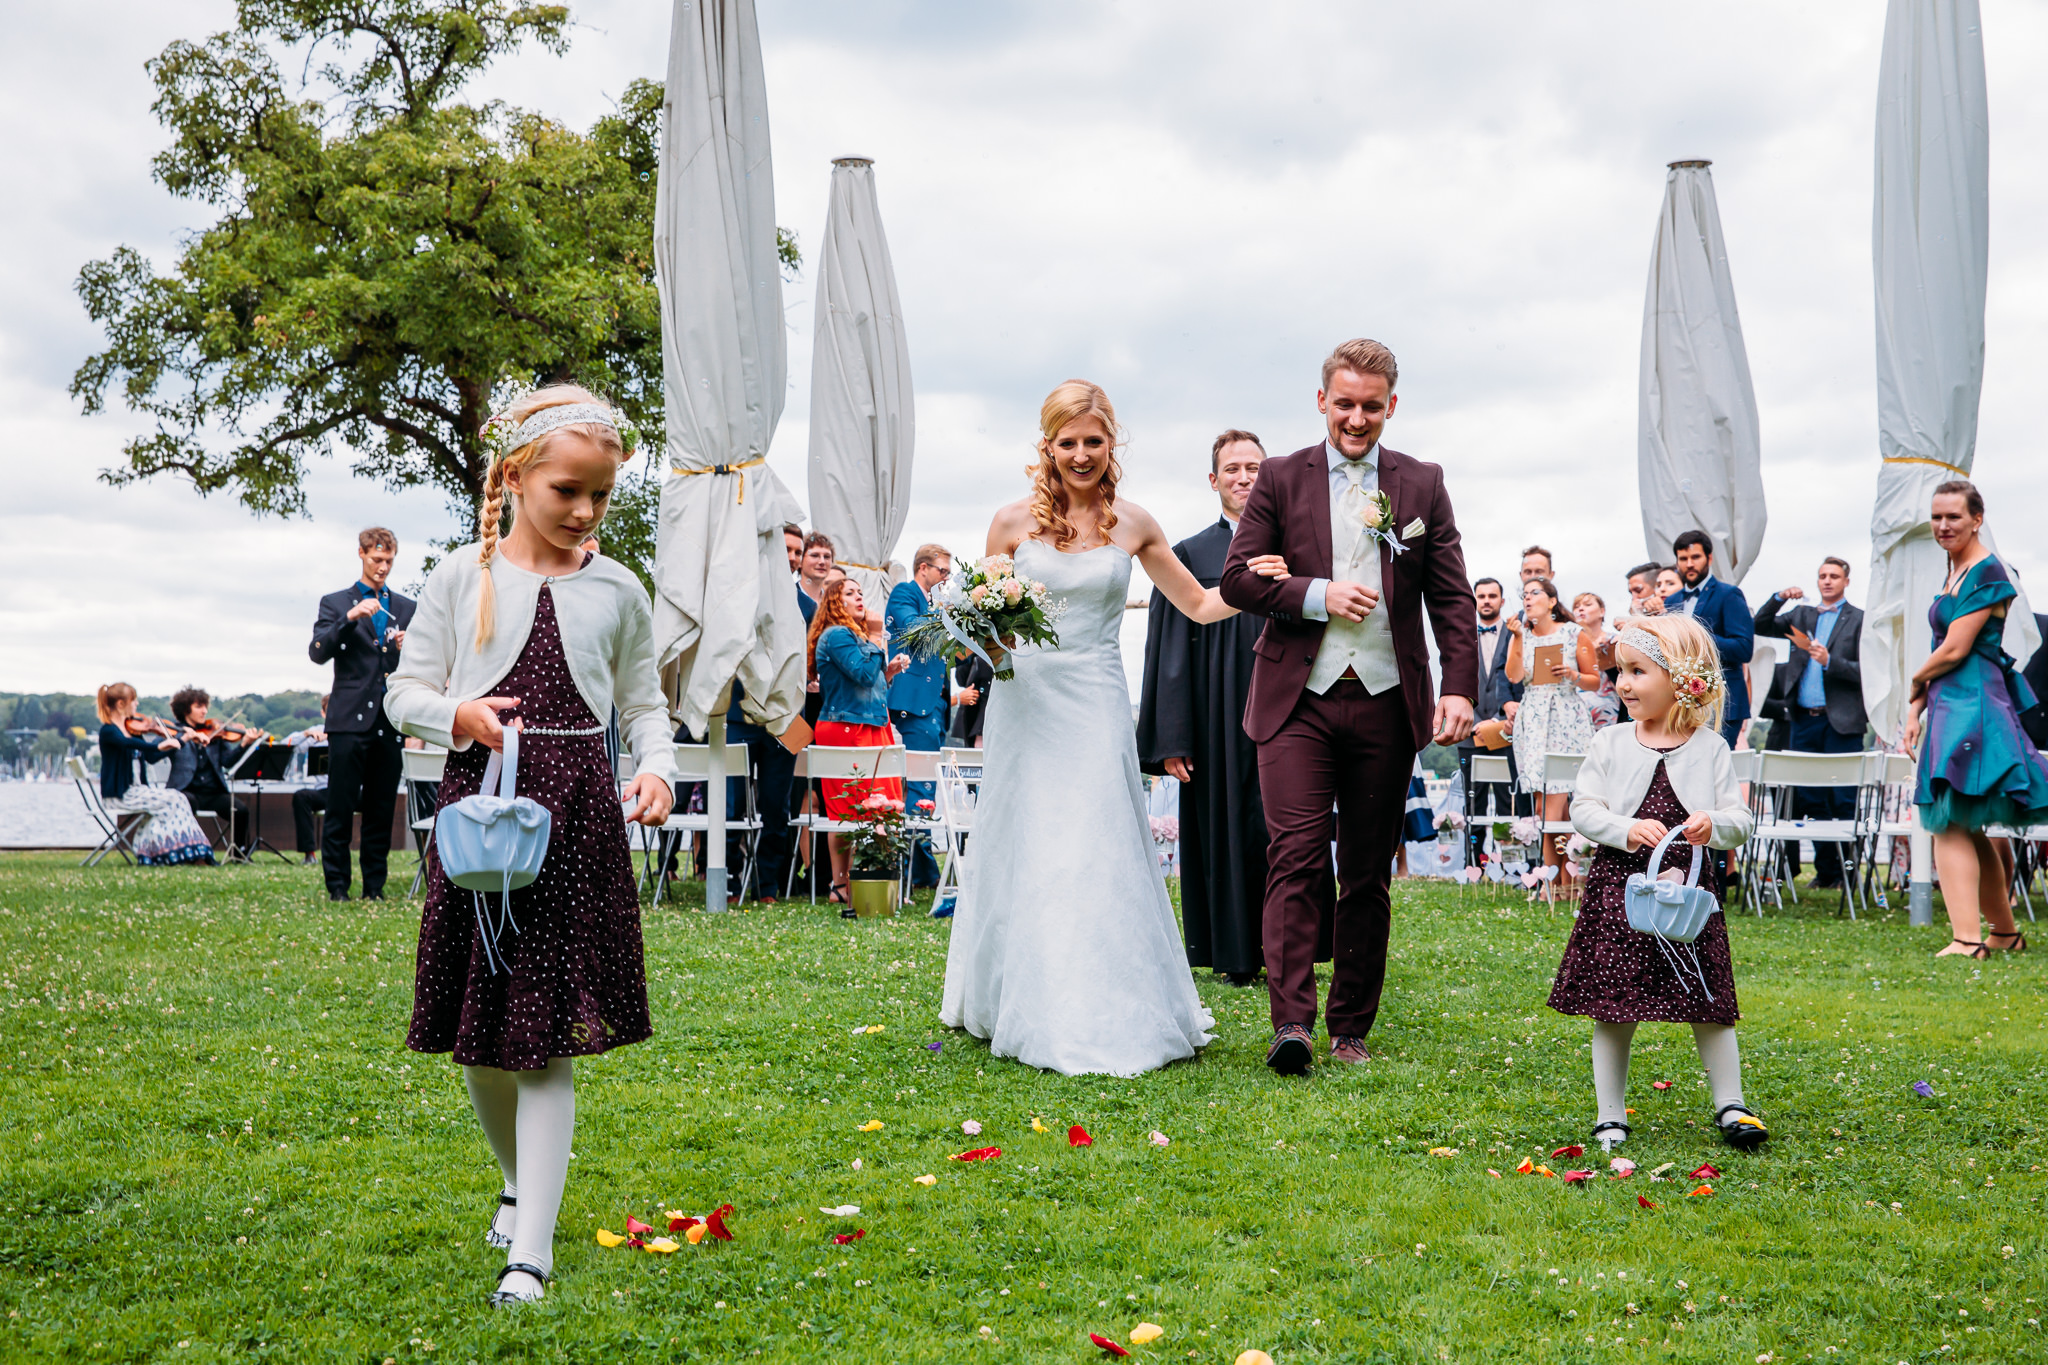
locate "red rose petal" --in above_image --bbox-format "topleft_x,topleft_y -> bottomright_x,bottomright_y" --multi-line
1561,1170 -> 1594,1184
626,1216 -> 655,1236
1689,1163 -> 1719,1181
1652,1080 -> 1672,1090
1069,1125 -> 1093,1148
950,1146 -> 1003,1162
1637,1195 -> 1657,1209
831,1229 -> 866,1245
706,1203 -> 736,1242
1551,1144 -> 1584,1159
669,1215 -> 700,1233
1089,1333 -> 1131,1357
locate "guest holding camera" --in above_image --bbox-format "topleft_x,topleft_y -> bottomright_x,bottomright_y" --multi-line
1753,556 -> 1866,889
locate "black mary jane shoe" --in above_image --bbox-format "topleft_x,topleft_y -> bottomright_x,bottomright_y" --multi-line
485,1192 -> 516,1249
488,1261 -> 550,1308
1714,1103 -> 1769,1151
1591,1120 -> 1632,1153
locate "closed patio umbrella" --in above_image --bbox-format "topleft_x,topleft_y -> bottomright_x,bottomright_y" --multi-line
650,0 -> 807,909
806,157 -> 915,607
1638,159 -> 1766,584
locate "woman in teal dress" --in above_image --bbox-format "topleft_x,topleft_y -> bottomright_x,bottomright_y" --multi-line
1904,480 -> 2048,959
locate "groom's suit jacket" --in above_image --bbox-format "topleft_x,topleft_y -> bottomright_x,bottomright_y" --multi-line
1220,442 -> 1478,749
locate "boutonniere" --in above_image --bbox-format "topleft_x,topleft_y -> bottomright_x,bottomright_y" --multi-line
1358,489 -> 1409,557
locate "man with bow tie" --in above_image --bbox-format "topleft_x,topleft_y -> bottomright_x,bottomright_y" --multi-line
1665,530 -> 1755,748
1465,576 -> 1523,816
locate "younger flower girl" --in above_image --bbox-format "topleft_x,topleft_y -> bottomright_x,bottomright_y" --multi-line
1546,614 -> 1766,1153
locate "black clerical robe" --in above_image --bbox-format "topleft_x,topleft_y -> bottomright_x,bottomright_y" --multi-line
1136,517 -> 1270,978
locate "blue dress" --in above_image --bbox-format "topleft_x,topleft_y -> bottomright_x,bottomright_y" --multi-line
1914,556 -> 2048,833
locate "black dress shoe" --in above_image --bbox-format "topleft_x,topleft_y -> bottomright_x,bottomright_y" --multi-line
1221,971 -> 1260,987
1266,1023 -> 1314,1075
328,891 -> 352,903
360,890 -> 386,901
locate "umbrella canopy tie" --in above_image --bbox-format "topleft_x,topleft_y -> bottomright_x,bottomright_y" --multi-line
836,559 -> 890,573
1880,455 -> 1970,475
672,456 -> 767,503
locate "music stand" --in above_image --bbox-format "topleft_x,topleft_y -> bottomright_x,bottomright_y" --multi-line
229,742 -> 297,863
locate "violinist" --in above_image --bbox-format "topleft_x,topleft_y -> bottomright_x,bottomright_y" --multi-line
309,526 -> 416,901
167,686 -> 252,857
95,683 -> 216,866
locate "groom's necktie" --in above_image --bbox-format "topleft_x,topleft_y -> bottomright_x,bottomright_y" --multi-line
1337,460 -> 1369,566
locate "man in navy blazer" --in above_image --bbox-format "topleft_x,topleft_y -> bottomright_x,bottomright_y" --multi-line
309,527 -> 416,901
1665,530 -> 1755,748
887,545 -> 953,888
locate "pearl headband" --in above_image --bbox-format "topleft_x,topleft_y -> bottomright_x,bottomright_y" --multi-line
484,401 -> 620,460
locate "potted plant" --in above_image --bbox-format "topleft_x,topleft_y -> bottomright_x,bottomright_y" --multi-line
842,787 -> 912,918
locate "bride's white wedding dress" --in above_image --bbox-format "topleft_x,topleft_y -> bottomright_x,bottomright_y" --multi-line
940,539 -> 1215,1076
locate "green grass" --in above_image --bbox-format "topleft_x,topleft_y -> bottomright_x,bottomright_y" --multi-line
0,851 -> 2042,1363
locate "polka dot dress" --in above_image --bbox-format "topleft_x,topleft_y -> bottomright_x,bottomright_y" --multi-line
1546,759 -> 1740,1026
408,578 -> 652,1070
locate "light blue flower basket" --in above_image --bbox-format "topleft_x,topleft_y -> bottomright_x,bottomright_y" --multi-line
1623,827 -> 1718,999
435,729 -> 551,973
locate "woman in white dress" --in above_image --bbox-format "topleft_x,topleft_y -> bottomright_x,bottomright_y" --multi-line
1504,577 -> 1600,881
940,380 -> 1285,1077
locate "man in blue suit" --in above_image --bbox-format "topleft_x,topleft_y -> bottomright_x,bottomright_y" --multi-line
1665,529 -> 1755,749
888,544 -> 954,889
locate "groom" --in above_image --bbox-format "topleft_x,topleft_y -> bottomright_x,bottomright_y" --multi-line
1221,338 -> 1477,1074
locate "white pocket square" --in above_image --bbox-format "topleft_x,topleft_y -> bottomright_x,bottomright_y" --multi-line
1401,518 -> 1426,541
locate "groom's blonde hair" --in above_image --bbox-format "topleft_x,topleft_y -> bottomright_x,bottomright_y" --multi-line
1322,338 -> 1398,393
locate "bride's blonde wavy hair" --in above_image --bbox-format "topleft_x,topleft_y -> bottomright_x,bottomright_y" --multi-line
474,383 -> 626,649
1028,379 -> 1123,550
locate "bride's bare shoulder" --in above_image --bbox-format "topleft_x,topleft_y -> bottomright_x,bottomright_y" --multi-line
986,499 -> 1037,555
1109,498 -> 1165,552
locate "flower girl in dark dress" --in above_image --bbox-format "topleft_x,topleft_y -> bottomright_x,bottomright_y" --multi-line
1547,614 -> 1765,1155
385,386 -> 678,1306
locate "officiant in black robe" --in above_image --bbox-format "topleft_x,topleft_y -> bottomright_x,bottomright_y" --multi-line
1138,430 -> 1274,985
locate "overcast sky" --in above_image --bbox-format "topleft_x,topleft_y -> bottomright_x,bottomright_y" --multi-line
5,1 -> 2045,700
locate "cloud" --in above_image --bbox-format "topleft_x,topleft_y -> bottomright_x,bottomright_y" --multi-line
4,0 -> 2045,700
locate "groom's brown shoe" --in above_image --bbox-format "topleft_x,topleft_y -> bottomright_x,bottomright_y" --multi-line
1329,1036 -> 1372,1064
1266,1023 -> 1314,1075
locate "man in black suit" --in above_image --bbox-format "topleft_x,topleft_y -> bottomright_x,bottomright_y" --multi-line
1463,576 -> 1523,820
309,527 -> 416,901
1753,556 -> 1866,889
166,686 -> 250,856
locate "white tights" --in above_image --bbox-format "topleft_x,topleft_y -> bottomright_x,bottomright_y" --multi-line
463,1057 -> 576,1297
1590,1021 -> 1745,1131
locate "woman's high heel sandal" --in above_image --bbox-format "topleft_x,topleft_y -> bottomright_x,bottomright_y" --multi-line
1591,1120 -> 1631,1153
1988,929 -> 2028,953
489,1261 -> 550,1307
1942,938 -> 1990,959
1714,1103 -> 1769,1151
485,1192 -> 516,1249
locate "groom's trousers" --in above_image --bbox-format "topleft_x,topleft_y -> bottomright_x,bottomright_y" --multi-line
1256,678 -> 1416,1037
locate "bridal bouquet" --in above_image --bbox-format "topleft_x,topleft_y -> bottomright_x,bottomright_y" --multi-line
896,552 -> 1064,682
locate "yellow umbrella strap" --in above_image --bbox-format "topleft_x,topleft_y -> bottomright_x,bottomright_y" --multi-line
1880,455 -> 1970,476
671,456 -> 768,503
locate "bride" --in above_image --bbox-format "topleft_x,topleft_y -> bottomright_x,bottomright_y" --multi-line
940,379 -> 1284,1076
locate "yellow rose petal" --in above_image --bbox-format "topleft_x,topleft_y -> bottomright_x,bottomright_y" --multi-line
1130,1322 -> 1164,1344
595,1228 -> 626,1248
913,1174 -> 938,1187
1236,1352 -> 1275,1365
1031,1117 -> 1050,1134
858,1120 -> 885,1133
865,1024 -> 885,1034
686,1223 -> 708,1244
644,1236 -> 680,1254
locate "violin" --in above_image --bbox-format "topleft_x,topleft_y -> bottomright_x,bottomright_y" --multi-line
186,717 -> 271,745
121,713 -> 182,741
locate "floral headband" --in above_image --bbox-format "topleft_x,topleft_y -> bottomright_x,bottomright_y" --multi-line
1616,626 -> 1724,716
482,400 -> 620,463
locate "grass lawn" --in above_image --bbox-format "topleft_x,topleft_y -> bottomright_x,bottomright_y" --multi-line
0,850 -> 2042,1363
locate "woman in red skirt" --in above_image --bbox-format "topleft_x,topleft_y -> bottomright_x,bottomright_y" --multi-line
808,577 -> 909,904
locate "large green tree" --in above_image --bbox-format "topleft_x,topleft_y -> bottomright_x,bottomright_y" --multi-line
72,1 -> 797,579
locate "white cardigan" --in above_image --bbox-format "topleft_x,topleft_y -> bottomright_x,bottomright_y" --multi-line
1569,722 -> 1753,852
384,544 -> 679,790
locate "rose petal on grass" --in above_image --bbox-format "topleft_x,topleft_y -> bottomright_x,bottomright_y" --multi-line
925,1041 -> 943,1053
1149,1131 -> 1170,1148
1912,1079 -> 1935,1097
706,1204 -> 736,1241
644,1236 -> 680,1254
1652,1080 -> 1673,1090
1069,1125 -> 1093,1148
1486,1169 -> 1502,1178
865,1025 -> 885,1034
1687,1184 -> 1714,1198
1690,1162 -> 1720,1180
669,1215 -> 701,1233
1090,1332 -> 1131,1357
1649,1162 -> 1676,1179
831,1230 -> 866,1246
1032,1117 -> 1051,1134
1610,1158 -> 1637,1177
1638,1195 -> 1657,1209
950,1146 -> 1002,1162
1561,1170 -> 1594,1184
962,1120 -> 983,1136
858,1120 -> 885,1133
1130,1322 -> 1164,1344
913,1174 -> 938,1186
626,1216 -> 655,1236
851,1158 -> 863,1171
1514,1158 -> 1534,1174
1533,1165 -> 1556,1178
595,1228 -> 626,1248
1236,1351 -> 1276,1365
1428,1146 -> 1458,1157
685,1223 -> 708,1244
1551,1144 -> 1584,1159
820,1205 -> 860,1217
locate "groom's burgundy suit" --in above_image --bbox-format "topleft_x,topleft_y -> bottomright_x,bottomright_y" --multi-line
1220,442 -> 1477,1039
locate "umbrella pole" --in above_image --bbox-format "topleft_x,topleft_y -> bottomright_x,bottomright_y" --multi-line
1908,810 -> 1933,927
707,685 -> 730,913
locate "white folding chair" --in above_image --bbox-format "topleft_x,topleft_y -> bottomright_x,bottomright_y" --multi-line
402,746 -> 448,896
932,748 -> 986,902
1533,751 -> 1585,899
644,743 -> 765,906
787,745 -> 908,903
1745,750 -> 1877,918
69,756 -> 144,868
